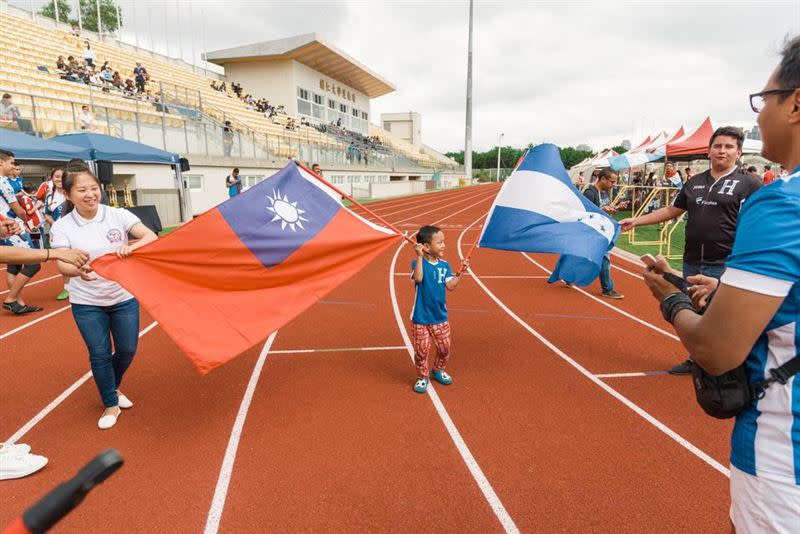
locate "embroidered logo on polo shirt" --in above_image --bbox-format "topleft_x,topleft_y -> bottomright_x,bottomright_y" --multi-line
106,228 -> 123,243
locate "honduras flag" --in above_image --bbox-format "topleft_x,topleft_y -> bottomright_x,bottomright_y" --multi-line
478,144 -> 619,286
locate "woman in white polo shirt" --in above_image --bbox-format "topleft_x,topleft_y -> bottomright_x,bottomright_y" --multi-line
51,161 -> 157,430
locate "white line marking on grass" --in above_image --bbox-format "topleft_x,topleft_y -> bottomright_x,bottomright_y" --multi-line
595,371 -> 669,379
204,331 -> 277,534
270,345 -> 406,354
5,321 -> 159,444
457,216 -> 729,479
0,274 -> 62,295
519,253 -> 680,342
389,200 -> 519,533
0,304 -> 71,340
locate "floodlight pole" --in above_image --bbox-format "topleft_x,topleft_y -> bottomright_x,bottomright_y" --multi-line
463,0 -> 473,183
496,132 -> 504,181
96,0 -> 102,37
76,0 -> 82,33
54,0 -> 60,25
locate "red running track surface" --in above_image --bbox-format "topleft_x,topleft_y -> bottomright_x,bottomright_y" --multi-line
0,183 -> 732,532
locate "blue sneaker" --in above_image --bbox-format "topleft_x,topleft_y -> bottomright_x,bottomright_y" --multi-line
431,370 -> 453,385
413,378 -> 429,393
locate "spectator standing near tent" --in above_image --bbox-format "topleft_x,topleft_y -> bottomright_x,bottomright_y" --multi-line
78,105 -> 96,131
620,126 -> 762,375
225,168 -> 242,198
642,35 -> 800,532
762,164 -> 776,184
0,150 -> 42,315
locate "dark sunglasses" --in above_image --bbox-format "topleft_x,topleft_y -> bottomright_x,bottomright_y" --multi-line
749,88 -> 798,113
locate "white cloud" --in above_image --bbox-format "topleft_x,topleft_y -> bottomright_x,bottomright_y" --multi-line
27,0 -> 799,153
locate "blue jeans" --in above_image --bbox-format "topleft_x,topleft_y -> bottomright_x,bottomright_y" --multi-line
682,262 -> 726,280
71,298 -> 140,408
599,253 -> 613,293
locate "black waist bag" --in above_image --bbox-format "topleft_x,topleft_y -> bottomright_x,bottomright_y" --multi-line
692,357 -> 800,420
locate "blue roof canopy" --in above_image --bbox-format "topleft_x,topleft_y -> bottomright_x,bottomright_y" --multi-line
51,132 -> 179,164
0,129 -> 92,161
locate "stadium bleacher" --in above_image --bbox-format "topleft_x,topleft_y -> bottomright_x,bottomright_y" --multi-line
0,9 -> 455,169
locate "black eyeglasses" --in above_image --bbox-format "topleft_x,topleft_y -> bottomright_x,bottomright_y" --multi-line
749,88 -> 798,113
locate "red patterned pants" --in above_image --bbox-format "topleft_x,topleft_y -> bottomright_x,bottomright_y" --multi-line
411,321 -> 451,378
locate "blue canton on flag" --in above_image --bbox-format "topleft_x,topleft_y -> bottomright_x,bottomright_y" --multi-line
478,143 -> 619,286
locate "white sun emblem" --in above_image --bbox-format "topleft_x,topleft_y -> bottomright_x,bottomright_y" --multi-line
266,189 -> 308,231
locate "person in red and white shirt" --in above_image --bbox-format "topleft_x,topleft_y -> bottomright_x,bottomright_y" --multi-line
762,164 -> 776,184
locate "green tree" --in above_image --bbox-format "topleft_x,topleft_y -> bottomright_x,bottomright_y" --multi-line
39,0 -> 73,22
558,146 -> 594,169
610,145 -> 628,154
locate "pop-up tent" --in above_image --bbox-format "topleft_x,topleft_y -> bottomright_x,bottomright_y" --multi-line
51,132 -> 180,164
666,117 -> 762,157
0,129 -> 92,161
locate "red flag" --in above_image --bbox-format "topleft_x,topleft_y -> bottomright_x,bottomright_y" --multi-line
92,163 -> 400,373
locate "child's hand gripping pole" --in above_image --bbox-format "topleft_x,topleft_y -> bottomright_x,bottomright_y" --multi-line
457,241 -> 477,276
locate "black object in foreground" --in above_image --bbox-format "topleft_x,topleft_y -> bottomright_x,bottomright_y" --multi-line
4,449 -> 123,534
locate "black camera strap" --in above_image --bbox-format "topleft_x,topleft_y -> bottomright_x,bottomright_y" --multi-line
751,355 -> 800,399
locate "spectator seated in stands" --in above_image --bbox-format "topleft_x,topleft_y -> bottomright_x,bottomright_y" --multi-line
123,79 -> 136,96
70,23 -> 80,37
1,94 -> 21,121
112,71 -> 123,89
101,65 -> 114,83
55,55 -> 67,74
78,105 -> 96,131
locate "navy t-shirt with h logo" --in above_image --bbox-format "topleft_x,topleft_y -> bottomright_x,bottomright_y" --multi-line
410,258 -> 453,325
672,168 -> 761,264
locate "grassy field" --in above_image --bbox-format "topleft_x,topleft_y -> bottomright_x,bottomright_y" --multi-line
612,210 -> 685,269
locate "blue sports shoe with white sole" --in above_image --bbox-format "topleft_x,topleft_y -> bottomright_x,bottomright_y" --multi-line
413,378 -> 429,393
431,370 -> 453,385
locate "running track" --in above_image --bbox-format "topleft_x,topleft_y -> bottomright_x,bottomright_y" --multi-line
0,184 -> 733,532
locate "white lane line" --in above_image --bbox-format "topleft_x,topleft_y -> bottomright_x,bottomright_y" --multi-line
0,304 -> 71,340
595,371 -> 669,379
519,253 -> 680,342
270,345 -> 406,354
5,321 -> 159,444
204,331 -> 278,534
0,274 -> 62,295
389,209 -> 519,533
457,217 -> 730,478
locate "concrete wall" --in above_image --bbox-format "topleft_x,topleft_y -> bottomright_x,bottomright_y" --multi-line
381,112 -> 422,147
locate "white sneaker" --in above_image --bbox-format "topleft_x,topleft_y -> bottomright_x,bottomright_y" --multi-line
117,393 -> 133,409
98,409 -> 121,430
0,451 -> 48,480
0,443 -> 32,456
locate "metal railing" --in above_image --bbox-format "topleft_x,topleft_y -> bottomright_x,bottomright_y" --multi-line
1,83 -> 461,173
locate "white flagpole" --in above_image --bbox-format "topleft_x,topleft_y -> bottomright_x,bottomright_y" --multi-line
132,0 -> 139,51
176,0 -> 183,62
76,0 -> 82,34
201,6 -> 207,74
190,2 -> 197,72
54,0 -> 60,25
96,0 -> 102,36
463,0 -> 473,183
164,0 -> 170,57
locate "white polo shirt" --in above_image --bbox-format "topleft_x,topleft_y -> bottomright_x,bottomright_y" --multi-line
50,205 -> 141,306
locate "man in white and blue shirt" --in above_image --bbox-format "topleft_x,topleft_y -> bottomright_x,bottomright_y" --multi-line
644,36 -> 800,532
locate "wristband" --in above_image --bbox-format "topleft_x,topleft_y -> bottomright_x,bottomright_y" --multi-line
660,292 -> 694,324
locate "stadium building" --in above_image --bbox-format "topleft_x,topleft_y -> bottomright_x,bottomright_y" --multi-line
0,3 -> 464,227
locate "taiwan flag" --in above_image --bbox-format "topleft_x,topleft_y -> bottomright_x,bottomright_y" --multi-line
92,162 -> 400,373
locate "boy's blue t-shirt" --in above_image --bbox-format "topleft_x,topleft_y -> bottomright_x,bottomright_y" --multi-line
410,257 -> 453,325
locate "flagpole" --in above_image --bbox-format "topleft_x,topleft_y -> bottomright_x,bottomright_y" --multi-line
457,213 -> 486,274
296,162 -> 415,245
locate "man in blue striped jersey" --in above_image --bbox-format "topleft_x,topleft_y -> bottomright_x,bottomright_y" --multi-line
644,35 -> 800,532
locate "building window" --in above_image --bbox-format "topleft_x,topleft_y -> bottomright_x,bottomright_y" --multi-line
328,98 -> 336,109
339,103 -> 348,113
185,174 -> 203,190
297,99 -> 312,116
297,87 -> 309,100
313,93 -> 324,105
361,111 -> 368,120
241,175 -> 265,189
352,107 -> 359,117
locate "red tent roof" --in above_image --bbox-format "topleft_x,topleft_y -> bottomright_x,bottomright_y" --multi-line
629,135 -> 653,153
666,117 -> 714,156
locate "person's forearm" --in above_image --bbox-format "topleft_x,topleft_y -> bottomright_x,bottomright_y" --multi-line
412,260 -> 424,283
0,247 -> 48,265
56,259 -> 83,277
671,309 -> 747,375
446,274 -> 462,290
10,203 -> 25,219
635,206 -> 684,226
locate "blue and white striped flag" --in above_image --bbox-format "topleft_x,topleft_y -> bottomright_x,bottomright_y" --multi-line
478,144 -> 619,286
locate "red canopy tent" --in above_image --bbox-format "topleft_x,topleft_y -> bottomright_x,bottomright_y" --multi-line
665,117 -> 714,157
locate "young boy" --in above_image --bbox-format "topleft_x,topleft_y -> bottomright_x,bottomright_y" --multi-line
410,225 -> 468,393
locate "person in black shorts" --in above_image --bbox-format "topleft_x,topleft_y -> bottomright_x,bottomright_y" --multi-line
619,126 -> 762,374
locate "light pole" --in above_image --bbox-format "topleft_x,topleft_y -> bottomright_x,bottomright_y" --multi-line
463,0 -> 473,184
496,132 -> 504,181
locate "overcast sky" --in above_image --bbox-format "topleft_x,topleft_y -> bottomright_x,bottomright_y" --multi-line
20,0 -> 800,152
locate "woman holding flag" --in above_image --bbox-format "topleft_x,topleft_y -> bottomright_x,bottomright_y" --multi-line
51,160 -> 158,430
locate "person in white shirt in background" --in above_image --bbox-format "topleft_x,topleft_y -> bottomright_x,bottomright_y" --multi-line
78,105 -> 95,131
82,41 -> 95,68
51,160 -> 157,430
